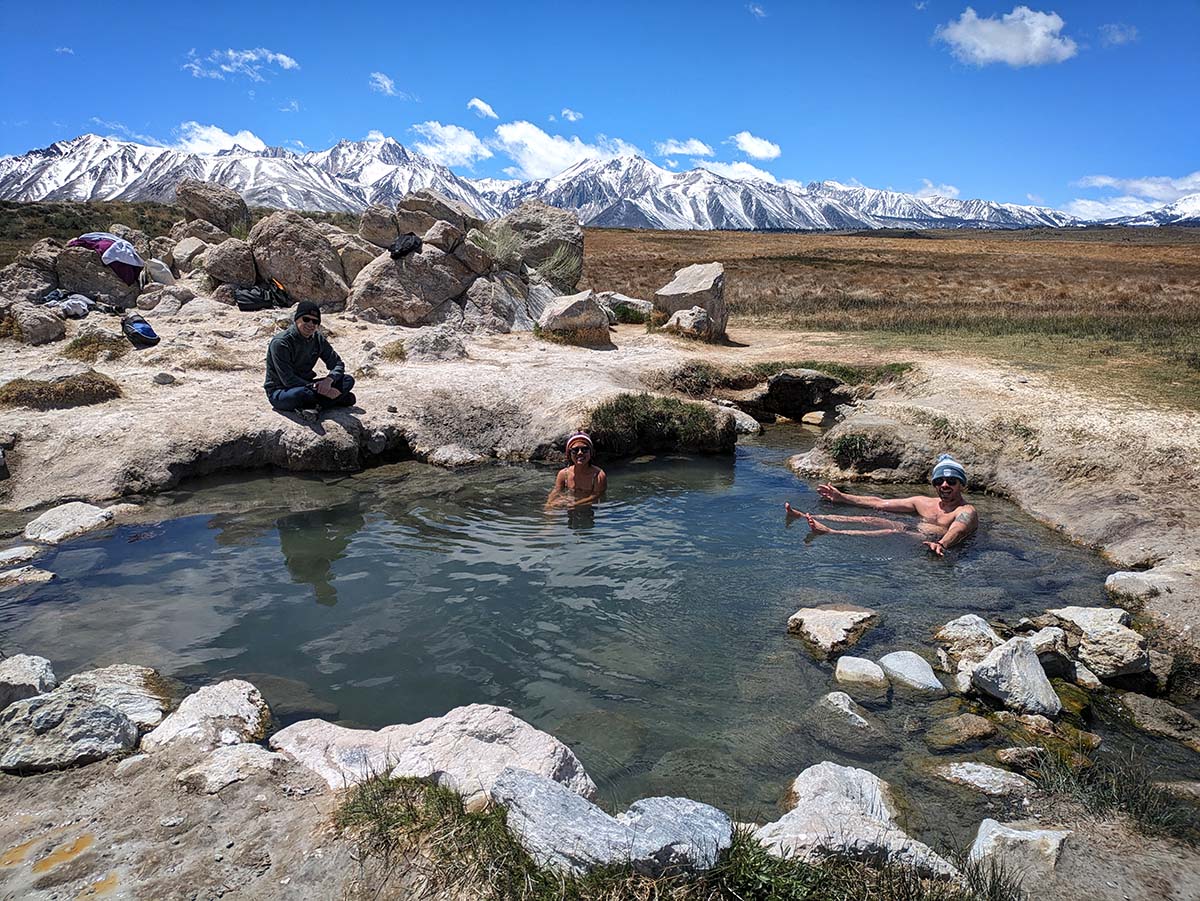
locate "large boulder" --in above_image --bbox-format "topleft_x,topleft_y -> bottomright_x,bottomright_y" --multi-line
23,501 -> 115,544
326,232 -> 380,284
175,179 -> 250,235
169,219 -> 231,245
54,246 -> 139,306
616,796 -> 733,876
423,220 -> 464,253
971,638 -> 1062,717
653,262 -> 727,339
203,238 -> 257,286
358,204 -> 399,248
787,604 -> 878,658
59,664 -> 170,731
107,223 -> 150,258
140,680 -> 269,753
248,211 -> 348,309
172,237 -> 209,274
462,271 -> 534,334
0,689 -> 138,773
0,263 -> 57,306
1047,605 -> 1149,679
494,201 -> 584,290
935,614 -> 1004,692
536,290 -> 610,345
346,246 -> 474,325
398,189 -> 479,233
2,302 -> 65,345
453,232 -> 493,275
803,691 -> 896,757
0,654 -> 57,710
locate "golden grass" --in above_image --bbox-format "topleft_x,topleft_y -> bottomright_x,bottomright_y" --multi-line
0,370 -> 121,409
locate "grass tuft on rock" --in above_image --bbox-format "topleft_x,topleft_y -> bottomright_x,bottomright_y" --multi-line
0,370 -> 122,410
536,244 -> 584,289
588,393 -> 733,456
337,774 -> 1023,901
379,340 -> 408,362
62,331 -> 129,363
645,359 -> 913,398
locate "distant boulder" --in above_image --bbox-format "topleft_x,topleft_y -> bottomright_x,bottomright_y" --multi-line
495,201 -> 583,292
204,238 -> 257,286
398,189 -> 480,232
175,178 -> 251,235
346,245 -> 474,325
463,271 -> 535,334
169,219 -> 231,246
249,211 -> 348,309
654,262 -> 726,340
536,289 -> 610,346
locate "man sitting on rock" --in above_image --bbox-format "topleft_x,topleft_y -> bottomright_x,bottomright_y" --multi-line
785,454 -> 977,555
264,302 -> 357,414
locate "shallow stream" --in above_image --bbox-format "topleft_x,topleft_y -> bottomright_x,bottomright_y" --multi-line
2,426 -> 1192,849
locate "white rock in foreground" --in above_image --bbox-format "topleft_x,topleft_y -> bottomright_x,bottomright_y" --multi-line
935,614 -> 1004,692
617,796 -> 734,875
22,502 -> 115,544
787,604 -> 878,658
0,654 -> 57,709
0,690 -> 138,772
935,762 -> 1034,796
971,638 -> 1062,717
141,680 -> 269,753
878,651 -> 946,695
60,664 -> 169,731
968,819 -> 1070,881
1047,605 -> 1149,679
176,743 -> 286,794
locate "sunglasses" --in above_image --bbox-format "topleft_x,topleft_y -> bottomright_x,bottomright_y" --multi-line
932,477 -> 961,487
298,316 -> 320,325
569,446 -> 591,455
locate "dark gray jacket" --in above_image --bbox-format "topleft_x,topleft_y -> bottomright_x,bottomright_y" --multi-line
264,325 -> 344,394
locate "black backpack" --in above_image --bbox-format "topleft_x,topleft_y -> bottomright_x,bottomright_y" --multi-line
389,233 -> 423,259
235,279 -> 292,312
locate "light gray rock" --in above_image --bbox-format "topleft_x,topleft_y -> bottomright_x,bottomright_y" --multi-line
395,208 -> 438,238
453,233 -> 493,275
169,218 -> 231,245
326,232 -> 379,284
0,689 -> 138,773
1047,605 -> 1149,679
60,664 -> 169,731
935,762 -> 1034,796
401,326 -> 468,363
654,262 -> 727,338
935,614 -> 1003,661
4,302 -> 65,345
805,691 -> 895,756
663,306 -> 713,339
834,656 -> 890,697
1118,692 -> 1200,752
23,501 -> 114,544
971,638 -> 1062,716
176,743 -> 286,794
490,767 -> 632,875
0,566 -> 55,589
172,237 -> 210,274
617,796 -> 733,875
756,762 -> 955,879
54,246 -> 139,306
399,189 -> 476,232
878,651 -> 946,696
0,262 -> 57,306
248,211 -> 349,309
462,271 -> 533,333
596,291 -> 653,323
787,604 -> 878,658
1074,663 -> 1103,690
0,546 -> 41,567
495,201 -> 583,290
175,179 -> 250,234
143,258 -> 174,286
536,289 -> 610,343
423,219 -> 465,253
1028,626 -> 1072,677
0,654 -> 57,709
968,819 -> 1070,882
346,246 -> 474,326
203,238 -> 256,286
141,680 -> 269,753
725,406 -> 762,435
359,203 -> 399,248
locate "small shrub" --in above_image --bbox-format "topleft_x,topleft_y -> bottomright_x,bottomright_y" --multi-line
379,340 -> 407,362
828,432 -> 882,468
0,370 -> 122,409
186,353 -> 246,372
587,392 -> 732,456
472,223 -> 522,268
611,304 -> 648,325
62,331 -> 129,363
533,322 -> 612,348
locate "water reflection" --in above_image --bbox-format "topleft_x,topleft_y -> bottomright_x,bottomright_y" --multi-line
276,505 -> 364,607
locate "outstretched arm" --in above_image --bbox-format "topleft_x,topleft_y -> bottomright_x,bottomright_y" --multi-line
924,507 -> 978,556
818,484 -> 919,515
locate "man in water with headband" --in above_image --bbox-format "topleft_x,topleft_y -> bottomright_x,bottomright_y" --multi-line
785,454 -> 977,555
546,432 -> 608,510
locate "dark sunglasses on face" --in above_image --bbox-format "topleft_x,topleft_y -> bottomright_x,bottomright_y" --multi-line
933,477 -> 960,487
570,446 -> 591,456
299,316 -> 319,325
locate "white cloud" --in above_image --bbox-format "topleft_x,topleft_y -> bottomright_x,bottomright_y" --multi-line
914,1 -> 928,10
1099,23 -> 1138,47
1075,171 -> 1200,203
934,6 -> 1077,67
698,160 -> 779,183
89,117 -> 162,146
491,121 -> 639,179
655,138 -> 714,157
411,121 -> 493,168
468,97 -> 498,119
1026,192 -> 1044,203
173,121 -> 266,155
365,130 -> 387,142
915,178 -> 960,198
561,108 -> 583,122
183,47 -> 299,82
55,46 -> 74,55
747,3 -> 766,17
731,130 -> 781,160
368,72 -> 409,98
279,99 -> 300,113
665,159 -> 678,168
1065,196 -> 1158,220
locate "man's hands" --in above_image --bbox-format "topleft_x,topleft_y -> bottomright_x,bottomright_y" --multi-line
817,484 -> 847,503
923,540 -> 945,556
313,376 -> 341,399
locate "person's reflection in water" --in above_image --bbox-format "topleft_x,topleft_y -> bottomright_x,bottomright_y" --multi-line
546,432 -> 607,513
566,504 -> 596,531
276,505 -> 364,606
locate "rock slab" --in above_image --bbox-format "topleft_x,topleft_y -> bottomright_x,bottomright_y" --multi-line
968,818 -> 1070,881
653,262 -> 727,338
787,604 -> 878,658
23,501 -> 114,544
141,680 -> 269,753
0,690 -> 138,773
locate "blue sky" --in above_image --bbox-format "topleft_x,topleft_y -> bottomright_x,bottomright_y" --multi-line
2,0 -> 1196,215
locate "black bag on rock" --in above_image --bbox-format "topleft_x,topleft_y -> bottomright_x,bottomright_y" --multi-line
389,233 -> 423,259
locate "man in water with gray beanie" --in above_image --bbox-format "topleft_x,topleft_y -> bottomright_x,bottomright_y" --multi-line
264,301 -> 357,414
785,454 -> 977,555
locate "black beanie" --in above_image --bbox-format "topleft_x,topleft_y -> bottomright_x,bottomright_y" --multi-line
294,301 -> 322,322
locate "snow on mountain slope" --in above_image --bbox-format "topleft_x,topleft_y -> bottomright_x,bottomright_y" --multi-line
1108,193 -> 1200,226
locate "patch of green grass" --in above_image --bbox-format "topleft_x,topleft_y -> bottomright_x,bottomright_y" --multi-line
645,360 -> 913,398
0,370 -> 122,409
470,223 -> 522,269
379,339 -> 408,362
587,393 -> 733,456
611,304 -> 648,325
827,432 -> 883,469
337,775 -> 1023,901
62,330 -> 129,363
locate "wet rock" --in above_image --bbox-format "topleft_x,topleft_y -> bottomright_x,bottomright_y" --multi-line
536,290 -> 610,345
346,246 -> 473,325
924,713 -> 997,752
878,651 -> 946,696
935,614 -> 1004,692
1047,605 -> 1149,679
616,796 -> 733,876
141,680 -> 269,753
0,566 -> 55,589
1148,650 -> 1176,694
968,819 -> 1070,881
55,246 -> 139,307
490,767 -> 632,875
756,762 -> 955,879
203,238 -> 256,286
1118,692 -> 1200,752
176,743 -> 286,794
249,211 -> 349,309
23,501 -> 115,544
765,370 -> 852,420
326,232 -> 379,284
60,664 -> 170,731
175,179 -> 250,235
788,413 -> 933,481
271,703 -> 596,806
994,746 -> 1044,772
423,219 -> 465,253
358,203 -> 399,248
3,302 -> 65,345
495,201 -> 583,290
0,654 -> 57,709
805,691 -> 895,757
654,262 -> 726,339
935,762 -> 1034,796
724,405 -> 762,436
787,604 -> 878,658
1028,627 -> 1073,677
172,237 -> 210,274
834,656 -> 890,700
0,689 -> 138,773
971,638 -> 1062,717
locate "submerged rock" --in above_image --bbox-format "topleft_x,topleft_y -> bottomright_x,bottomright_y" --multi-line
23,501 -> 115,544
804,691 -> 896,757
1118,692 -> 1200,753
878,651 -> 946,696
141,680 -> 269,753
0,654 -> 57,710
787,604 -> 878,658
924,713 -> 997,752
971,638 -> 1062,717
934,761 -> 1034,796
968,819 -> 1070,881
834,655 -> 890,699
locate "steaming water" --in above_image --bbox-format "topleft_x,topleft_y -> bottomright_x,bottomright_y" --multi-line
1,426 -> 1189,848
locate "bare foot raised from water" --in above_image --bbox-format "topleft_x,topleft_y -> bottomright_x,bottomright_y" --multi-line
804,513 -> 832,535
785,502 -> 806,520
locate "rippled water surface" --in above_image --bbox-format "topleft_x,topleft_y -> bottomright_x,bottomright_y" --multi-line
1,426 -> 1154,844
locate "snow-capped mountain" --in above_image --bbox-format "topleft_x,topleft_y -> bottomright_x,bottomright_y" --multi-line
0,132 -> 1190,231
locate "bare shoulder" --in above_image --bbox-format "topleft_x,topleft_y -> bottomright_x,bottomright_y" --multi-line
955,504 -> 979,523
